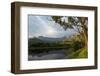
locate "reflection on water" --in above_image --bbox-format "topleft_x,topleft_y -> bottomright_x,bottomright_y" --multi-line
28,49 -> 68,60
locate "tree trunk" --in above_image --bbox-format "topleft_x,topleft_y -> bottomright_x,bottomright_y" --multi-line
82,24 -> 88,47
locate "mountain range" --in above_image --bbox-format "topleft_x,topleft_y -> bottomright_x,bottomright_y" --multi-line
28,36 -> 67,43
38,36 -> 66,42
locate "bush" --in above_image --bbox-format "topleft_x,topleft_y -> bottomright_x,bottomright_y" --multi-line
72,41 -> 83,51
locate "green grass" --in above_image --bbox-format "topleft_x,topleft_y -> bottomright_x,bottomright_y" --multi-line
68,47 -> 88,59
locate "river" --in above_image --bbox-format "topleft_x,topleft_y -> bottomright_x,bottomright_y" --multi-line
28,49 -> 68,60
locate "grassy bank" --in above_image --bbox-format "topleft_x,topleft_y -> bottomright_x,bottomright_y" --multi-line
68,47 -> 88,59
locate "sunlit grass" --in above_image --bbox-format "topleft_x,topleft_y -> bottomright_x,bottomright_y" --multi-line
68,47 -> 88,59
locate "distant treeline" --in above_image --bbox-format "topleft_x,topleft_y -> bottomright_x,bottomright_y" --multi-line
28,42 -> 70,48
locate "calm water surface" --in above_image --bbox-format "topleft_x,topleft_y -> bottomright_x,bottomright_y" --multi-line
28,49 -> 68,60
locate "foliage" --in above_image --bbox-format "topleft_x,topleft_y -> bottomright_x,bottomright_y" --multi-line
51,16 -> 88,47
68,47 -> 88,58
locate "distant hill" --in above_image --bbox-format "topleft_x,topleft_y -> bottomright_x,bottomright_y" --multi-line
28,36 -> 67,45
28,37 -> 43,46
38,36 -> 67,42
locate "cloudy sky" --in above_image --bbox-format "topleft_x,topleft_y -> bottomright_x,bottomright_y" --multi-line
28,15 -> 76,38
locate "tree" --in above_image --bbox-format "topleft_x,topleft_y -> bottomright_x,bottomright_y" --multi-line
51,16 -> 88,47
